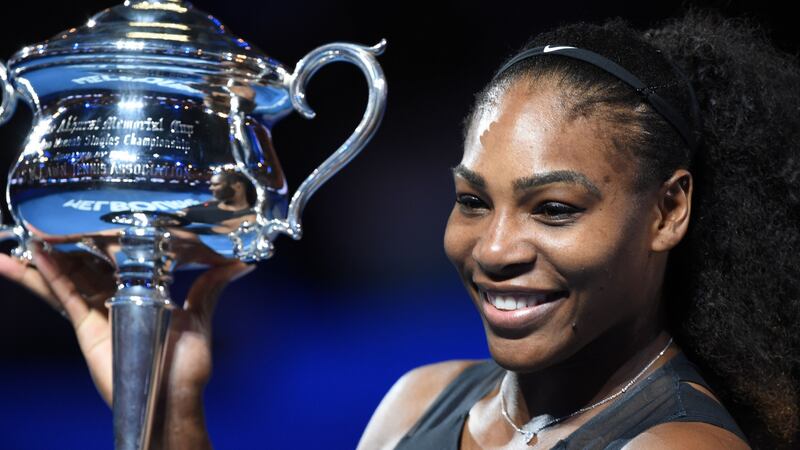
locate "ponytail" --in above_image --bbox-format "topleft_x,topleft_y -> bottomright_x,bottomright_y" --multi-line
647,9 -> 800,448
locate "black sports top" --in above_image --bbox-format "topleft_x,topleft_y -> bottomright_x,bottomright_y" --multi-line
394,352 -> 747,449
181,201 -> 253,224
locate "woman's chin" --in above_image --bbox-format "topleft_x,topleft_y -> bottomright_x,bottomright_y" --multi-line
485,333 -> 576,374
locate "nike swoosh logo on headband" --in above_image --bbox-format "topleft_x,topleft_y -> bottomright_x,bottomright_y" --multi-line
543,45 -> 577,53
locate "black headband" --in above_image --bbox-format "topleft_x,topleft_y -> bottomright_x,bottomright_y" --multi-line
493,45 -> 701,152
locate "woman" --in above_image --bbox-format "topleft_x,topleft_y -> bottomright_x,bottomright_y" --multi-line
1,8 -> 797,449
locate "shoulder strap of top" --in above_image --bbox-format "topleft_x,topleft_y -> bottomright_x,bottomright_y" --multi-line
569,352 -> 749,449
663,352 -> 749,443
667,351 -> 711,387
393,359 -> 504,450
408,359 -> 504,433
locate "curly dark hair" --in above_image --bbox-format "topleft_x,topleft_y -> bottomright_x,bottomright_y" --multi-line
465,7 -> 800,449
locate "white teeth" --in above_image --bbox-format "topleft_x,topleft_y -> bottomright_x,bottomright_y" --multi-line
486,292 -> 547,311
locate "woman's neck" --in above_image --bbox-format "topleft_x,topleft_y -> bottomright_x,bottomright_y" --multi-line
504,327 -> 674,422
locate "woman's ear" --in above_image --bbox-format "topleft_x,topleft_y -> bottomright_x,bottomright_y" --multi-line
651,169 -> 693,252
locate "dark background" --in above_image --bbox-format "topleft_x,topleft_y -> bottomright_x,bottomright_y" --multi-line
0,1 -> 796,449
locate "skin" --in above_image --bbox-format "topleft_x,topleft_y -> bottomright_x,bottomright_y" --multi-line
178,172 -> 257,233
0,77 -> 749,449
358,78 -> 748,449
0,243 -> 252,450
209,173 -> 250,211
208,173 -> 257,232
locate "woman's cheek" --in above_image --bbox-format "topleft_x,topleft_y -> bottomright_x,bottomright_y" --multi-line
443,209 -> 473,269
546,217 -> 651,329
538,223 -> 624,293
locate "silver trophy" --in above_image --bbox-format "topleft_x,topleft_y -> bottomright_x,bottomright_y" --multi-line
0,1 -> 386,449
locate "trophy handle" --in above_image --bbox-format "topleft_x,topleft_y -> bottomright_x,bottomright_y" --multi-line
0,60 -> 25,255
0,60 -> 16,126
261,40 -> 387,243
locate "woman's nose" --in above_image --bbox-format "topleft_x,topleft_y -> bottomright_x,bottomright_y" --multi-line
472,212 -> 537,277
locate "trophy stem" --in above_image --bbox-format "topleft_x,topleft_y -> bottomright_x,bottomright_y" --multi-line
107,223 -> 175,450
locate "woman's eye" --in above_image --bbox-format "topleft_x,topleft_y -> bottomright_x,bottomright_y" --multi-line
455,194 -> 488,212
533,201 -> 583,223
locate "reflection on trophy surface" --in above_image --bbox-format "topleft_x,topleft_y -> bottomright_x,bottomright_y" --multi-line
178,169 -> 259,234
0,1 -> 387,449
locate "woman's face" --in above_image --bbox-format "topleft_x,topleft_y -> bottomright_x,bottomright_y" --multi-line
444,79 -> 668,372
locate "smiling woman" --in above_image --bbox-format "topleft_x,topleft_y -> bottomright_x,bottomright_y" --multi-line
447,75 -> 670,365
358,7 -> 799,450
0,6 -> 798,450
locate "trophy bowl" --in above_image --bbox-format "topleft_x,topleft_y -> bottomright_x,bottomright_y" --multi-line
0,1 -> 387,449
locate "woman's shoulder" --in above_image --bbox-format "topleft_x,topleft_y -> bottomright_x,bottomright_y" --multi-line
623,422 -> 751,449
619,352 -> 750,449
356,359 -> 485,450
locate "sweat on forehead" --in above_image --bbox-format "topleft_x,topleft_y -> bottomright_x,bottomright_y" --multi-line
466,77 -> 561,153
470,74 -> 640,136
463,77 -> 639,179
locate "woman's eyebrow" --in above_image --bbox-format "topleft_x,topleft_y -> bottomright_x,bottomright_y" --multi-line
452,165 -> 602,199
451,164 -> 486,188
514,170 -> 602,199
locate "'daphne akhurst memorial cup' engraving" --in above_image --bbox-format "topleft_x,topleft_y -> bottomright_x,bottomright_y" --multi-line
0,1 -> 387,449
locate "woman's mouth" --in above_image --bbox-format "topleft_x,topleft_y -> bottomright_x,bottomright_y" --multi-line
478,288 -> 569,333
485,291 -> 564,310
